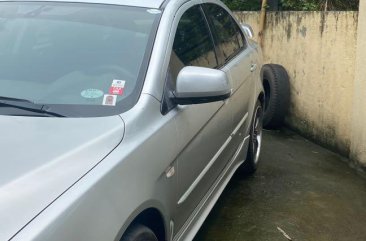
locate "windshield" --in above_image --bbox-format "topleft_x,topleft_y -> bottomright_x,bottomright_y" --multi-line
0,2 -> 160,117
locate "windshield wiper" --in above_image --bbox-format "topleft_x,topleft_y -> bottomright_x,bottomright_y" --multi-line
0,96 -> 36,103
0,96 -> 65,117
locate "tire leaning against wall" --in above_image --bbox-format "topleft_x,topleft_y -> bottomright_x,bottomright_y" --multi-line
262,64 -> 290,129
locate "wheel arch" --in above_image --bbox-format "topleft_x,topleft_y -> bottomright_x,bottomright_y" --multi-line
116,205 -> 168,241
130,208 -> 166,241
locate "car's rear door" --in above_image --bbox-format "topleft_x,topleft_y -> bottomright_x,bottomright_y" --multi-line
164,3 -> 235,233
203,2 -> 258,145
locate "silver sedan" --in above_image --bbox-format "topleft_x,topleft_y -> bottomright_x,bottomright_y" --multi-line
0,0 -> 264,240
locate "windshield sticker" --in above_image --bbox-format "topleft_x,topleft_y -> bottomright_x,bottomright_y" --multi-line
81,89 -> 104,99
147,9 -> 162,14
109,80 -> 125,95
109,86 -> 124,95
102,94 -> 117,106
111,79 -> 125,88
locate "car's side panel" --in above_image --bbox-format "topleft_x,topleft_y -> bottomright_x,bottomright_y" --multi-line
170,2 -> 264,239
226,46 -> 258,146
173,51 -> 264,241
163,0 -> 236,234
173,100 -> 234,232
174,135 -> 250,241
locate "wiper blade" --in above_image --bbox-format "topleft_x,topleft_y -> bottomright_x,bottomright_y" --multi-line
0,97 -> 65,117
0,96 -> 34,103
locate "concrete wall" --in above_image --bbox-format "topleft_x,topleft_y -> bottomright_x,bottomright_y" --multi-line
234,11 -> 360,162
350,1 -> 366,171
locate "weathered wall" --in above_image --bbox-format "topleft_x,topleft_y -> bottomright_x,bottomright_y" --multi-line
350,1 -> 366,171
235,11 -> 359,158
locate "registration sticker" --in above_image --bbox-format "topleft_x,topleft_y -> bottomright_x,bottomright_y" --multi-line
109,86 -> 124,95
102,94 -> 117,106
111,79 -> 125,88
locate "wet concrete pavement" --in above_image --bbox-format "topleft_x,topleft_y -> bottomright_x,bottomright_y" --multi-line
194,129 -> 366,241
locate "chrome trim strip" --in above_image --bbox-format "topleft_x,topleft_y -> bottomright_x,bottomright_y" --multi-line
232,113 -> 248,136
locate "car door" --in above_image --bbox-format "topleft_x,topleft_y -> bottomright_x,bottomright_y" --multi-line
163,3 -> 235,233
203,2 -> 257,145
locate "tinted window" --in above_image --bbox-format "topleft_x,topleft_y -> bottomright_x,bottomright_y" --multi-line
204,4 -> 245,64
169,5 -> 217,82
0,2 -> 159,117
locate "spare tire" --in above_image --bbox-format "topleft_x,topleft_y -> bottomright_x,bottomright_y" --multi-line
262,64 -> 290,129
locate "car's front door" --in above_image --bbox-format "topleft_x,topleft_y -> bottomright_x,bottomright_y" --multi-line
164,3 -> 235,234
203,2 -> 258,146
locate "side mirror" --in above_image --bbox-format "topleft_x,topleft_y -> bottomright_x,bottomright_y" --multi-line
241,24 -> 254,40
172,66 -> 231,105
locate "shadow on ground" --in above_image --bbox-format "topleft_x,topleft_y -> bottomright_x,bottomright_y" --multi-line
194,129 -> 366,241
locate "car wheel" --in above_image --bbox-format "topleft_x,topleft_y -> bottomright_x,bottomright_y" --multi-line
262,64 -> 290,129
121,224 -> 158,241
241,101 -> 263,174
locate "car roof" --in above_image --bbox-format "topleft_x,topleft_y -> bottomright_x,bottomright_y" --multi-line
0,0 -> 166,9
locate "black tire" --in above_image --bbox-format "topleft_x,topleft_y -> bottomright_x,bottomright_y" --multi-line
262,64 -> 290,129
241,101 -> 263,175
121,224 -> 158,241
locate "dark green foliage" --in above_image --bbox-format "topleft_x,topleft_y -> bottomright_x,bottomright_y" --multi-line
221,0 -> 359,11
221,0 -> 262,11
281,0 -> 359,11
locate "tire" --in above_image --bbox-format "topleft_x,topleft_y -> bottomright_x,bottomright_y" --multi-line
121,224 -> 158,241
262,64 -> 290,129
241,101 -> 263,174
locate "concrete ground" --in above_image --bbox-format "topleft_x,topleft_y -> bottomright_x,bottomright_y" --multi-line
194,129 -> 366,241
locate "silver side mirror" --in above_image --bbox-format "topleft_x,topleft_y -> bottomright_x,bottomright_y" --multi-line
241,24 -> 254,40
172,66 -> 231,105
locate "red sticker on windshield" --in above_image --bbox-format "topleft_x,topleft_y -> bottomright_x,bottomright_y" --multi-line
109,86 -> 124,95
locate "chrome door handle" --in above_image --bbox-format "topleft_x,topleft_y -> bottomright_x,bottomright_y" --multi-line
250,64 -> 257,72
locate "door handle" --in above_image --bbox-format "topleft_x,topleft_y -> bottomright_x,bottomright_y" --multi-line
250,64 -> 257,72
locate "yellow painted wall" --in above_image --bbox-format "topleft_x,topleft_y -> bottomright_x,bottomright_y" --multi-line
350,1 -> 366,170
235,11 -> 358,158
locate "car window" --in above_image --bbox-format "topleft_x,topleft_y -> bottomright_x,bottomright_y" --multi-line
203,3 -> 246,64
169,5 -> 217,83
0,2 -> 160,117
